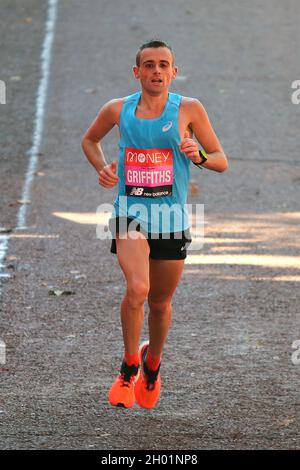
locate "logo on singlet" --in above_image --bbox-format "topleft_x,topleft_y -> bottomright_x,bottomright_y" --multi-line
130,187 -> 144,196
162,121 -> 173,132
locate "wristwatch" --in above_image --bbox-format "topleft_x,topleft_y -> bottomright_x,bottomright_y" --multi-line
193,150 -> 208,169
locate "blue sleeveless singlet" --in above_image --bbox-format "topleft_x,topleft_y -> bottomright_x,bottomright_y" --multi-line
112,91 -> 190,234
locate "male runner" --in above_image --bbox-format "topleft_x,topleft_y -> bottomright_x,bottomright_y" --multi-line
81,40 -> 228,409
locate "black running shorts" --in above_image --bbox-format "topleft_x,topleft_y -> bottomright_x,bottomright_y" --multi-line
109,217 -> 192,260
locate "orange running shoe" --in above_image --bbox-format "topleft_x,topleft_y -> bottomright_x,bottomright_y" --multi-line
135,342 -> 161,409
108,361 -> 139,408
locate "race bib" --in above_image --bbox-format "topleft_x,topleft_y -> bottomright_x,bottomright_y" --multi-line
125,147 -> 173,198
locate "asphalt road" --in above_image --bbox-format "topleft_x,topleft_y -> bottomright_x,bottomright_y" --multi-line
0,0 -> 300,450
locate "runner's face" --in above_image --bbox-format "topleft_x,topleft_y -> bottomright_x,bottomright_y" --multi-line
133,47 -> 177,94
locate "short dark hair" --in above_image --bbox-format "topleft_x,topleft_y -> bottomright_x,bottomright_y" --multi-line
136,39 -> 174,67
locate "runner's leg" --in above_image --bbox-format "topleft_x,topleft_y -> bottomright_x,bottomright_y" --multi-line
147,259 -> 185,357
116,232 -> 150,354
134,258 -> 185,409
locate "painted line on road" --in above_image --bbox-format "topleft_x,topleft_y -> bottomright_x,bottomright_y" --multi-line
0,0 -> 59,293
0,235 -> 11,284
17,0 -> 59,229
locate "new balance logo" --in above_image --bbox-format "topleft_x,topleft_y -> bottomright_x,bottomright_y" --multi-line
130,187 -> 144,196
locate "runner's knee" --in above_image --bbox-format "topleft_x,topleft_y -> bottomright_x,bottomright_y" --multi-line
126,280 -> 149,307
148,298 -> 172,315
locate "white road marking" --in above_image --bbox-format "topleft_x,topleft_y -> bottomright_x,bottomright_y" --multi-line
0,0 -> 59,292
174,75 -> 187,81
17,0 -> 59,230
0,235 -> 11,283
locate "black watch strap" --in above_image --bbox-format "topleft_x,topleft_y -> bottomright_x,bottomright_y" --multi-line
193,150 -> 208,169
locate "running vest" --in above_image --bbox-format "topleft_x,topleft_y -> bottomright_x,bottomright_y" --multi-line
113,91 -> 190,233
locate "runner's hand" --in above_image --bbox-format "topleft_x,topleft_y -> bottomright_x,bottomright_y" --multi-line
179,131 -> 200,163
98,161 -> 119,188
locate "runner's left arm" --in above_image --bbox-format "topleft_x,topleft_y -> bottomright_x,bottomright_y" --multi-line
181,99 -> 228,173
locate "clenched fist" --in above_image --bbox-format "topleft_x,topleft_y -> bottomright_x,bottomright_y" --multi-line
98,161 -> 119,188
179,131 -> 200,163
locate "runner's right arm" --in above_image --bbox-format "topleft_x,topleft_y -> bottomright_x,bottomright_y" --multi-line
81,99 -> 122,188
